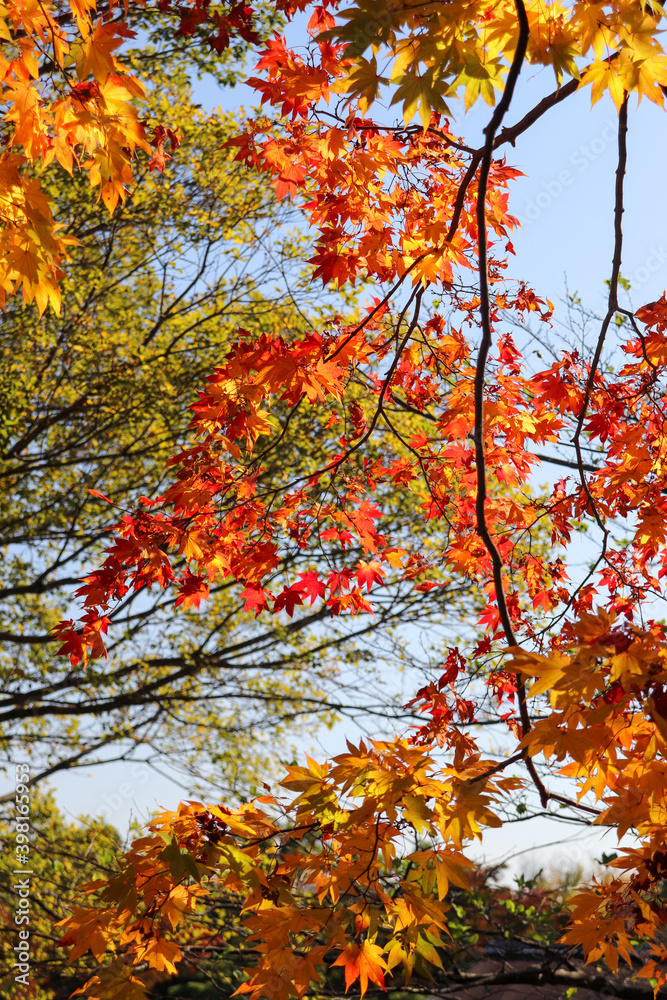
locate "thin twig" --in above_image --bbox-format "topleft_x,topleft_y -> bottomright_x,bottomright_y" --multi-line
473,0 -> 553,809
466,750 -> 524,785
572,93 -> 629,539
473,1 -> 529,649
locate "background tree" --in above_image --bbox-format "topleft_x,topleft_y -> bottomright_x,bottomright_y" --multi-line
0,789 -> 121,1000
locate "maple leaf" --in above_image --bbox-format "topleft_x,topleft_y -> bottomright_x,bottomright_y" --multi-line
241,585 -> 272,616
532,589 -> 552,612
76,22 -> 136,82
157,834 -> 202,883
86,488 -> 113,503
477,602 -> 500,632
70,81 -> 102,104
57,908 -> 112,962
234,966 -> 298,1000
148,142 -> 171,173
174,571 -> 210,610
333,55 -> 386,112
332,940 -> 388,995
134,936 -> 183,975
355,559 -> 385,593
273,584 -> 305,617
297,569 -> 326,605
390,67 -> 451,128
51,620 -> 87,666
73,960 -> 148,1000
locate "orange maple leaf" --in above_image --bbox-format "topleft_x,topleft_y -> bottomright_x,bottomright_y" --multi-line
332,941 -> 388,996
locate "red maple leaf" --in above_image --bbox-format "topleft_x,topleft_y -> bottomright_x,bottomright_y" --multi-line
241,586 -> 271,616
297,569 -> 326,605
273,585 -> 304,617
52,620 -> 87,666
355,559 -> 385,593
175,572 -> 210,610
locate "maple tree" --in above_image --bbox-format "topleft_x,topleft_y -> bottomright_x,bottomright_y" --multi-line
4,792 -> 611,1000
9,0 -> 667,995
0,61 -> 490,797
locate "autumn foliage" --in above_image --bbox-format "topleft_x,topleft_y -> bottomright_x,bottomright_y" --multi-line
7,0 -> 667,995
0,0 -> 260,313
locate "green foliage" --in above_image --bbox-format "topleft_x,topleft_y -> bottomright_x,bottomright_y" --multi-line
0,788 -> 121,1000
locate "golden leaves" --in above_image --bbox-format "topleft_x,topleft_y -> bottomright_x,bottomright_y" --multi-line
507,646 -> 570,699
134,937 -> 182,975
406,847 -> 472,900
332,941 -> 388,996
57,908 -> 116,963
59,741 -> 495,999
389,67 -> 452,129
0,0 -> 151,312
333,56 -> 386,113
73,960 -> 149,1000
75,21 -> 135,83
0,152 -> 70,313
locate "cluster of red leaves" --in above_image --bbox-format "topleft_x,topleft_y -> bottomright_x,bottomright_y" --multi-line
156,0 -> 260,53
147,124 -> 182,173
405,648 -> 478,752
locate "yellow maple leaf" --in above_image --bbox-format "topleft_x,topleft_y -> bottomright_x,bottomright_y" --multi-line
136,936 -> 182,975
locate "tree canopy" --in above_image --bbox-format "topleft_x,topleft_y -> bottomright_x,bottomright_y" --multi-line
0,63 -> 490,798
0,0 -> 282,312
